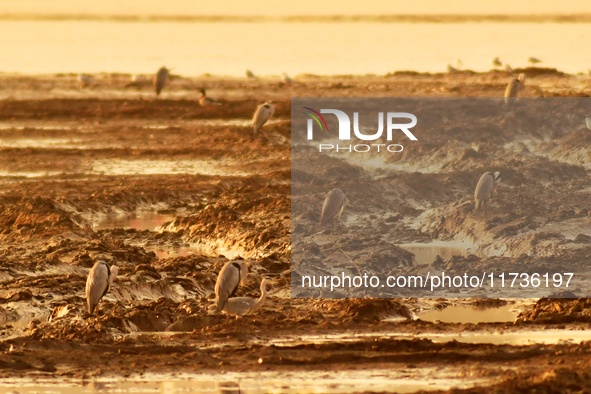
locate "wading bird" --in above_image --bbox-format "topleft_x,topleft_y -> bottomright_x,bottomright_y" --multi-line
528,57 -> 542,65
586,117 -> 591,130
215,261 -> 249,313
77,73 -> 95,90
492,57 -> 502,68
246,69 -> 256,78
223,278 -> 270,315
474,171 -> 501,211
281,72 -> 293,86
198,88 -> 222,106
153,66 -> 170,96
320,188 -> 349,228
504,73 -> 525,109
86,261 -> 118,314
252,101 -> 275,133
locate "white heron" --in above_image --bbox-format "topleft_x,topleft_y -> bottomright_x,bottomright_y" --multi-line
198,88 -> 222,106
474,171 -> 501,211
215,261 -> 250,313
586,117 -> 591,130
77,73 -> 95,90
223,278 -> 270,315
252,101 -> 275,133
320,188 -> 349,227
85,261 -> 118,314
504,73 -> 525,109
153,66 -> 170,96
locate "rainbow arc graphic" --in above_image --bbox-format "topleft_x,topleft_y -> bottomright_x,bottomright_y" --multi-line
302,107 -> 329,132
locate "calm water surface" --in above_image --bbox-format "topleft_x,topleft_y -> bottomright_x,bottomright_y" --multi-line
1,20 -> 587,75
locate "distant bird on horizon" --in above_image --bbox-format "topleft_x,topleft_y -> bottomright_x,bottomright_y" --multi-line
504,73 -> 526,110
252,101 -> 275,133
215,261 -> 250,313
246,69 -> 256,79
474,171 -> 501,211
492,57 -> 502,68
198,88 -> 222,106
77,73 -> 95,90
281,72 -> 293,86
447,64 -> 459,73
456,59 -> 463,69
586,117 -> 591,130
153,66 -> 170,96
85,261 -> 118,314
528,57 -> 542,66
504,64 -> 514,73
124,73 -> 147,88
320,188 -> 349,229
223,278 -> 270,315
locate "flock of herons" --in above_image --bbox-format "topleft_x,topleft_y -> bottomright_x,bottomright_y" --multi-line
78,66 -> 277,134
82,58 -> 588,317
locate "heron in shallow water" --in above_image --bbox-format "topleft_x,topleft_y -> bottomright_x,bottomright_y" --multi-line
85,261 -> 118,314
252,101 -> 275,133
320,188 -> 349,228
504,73 -> 525,110
474,171 -> 501,211
224,278 -> 270,315
215,261 -> 249,313
198,88 -> 222,106
153,66 -> 170,96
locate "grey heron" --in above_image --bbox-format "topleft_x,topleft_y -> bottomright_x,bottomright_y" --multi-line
85,261 -> 118,314
198,88 -> 222,107
223,278 -> 270,315
215,261 -> 249,313
586,117 -> 591,130
252,101 -> 275,134
474,171 -> 501,211
504,73 -> 525,109
320,188 -> 349,227
77,73 -> 94,90
153,66 -> 170,96
281,73 -> 293,86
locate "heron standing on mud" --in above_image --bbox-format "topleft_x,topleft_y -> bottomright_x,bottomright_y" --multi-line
153,66 -> 170,96
504,73 -> 525,110
223,278 -> 270,315
474,171 -> 501,211
215,261 -> 249,312
198,88 -> 222,107
252,101 -> 275,133
320,188 -> 349,229
86,261 -> 118,314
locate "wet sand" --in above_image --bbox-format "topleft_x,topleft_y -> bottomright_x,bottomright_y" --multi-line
1,70 -> 591,392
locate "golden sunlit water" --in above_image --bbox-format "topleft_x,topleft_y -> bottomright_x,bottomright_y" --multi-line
0,20 -> 588,75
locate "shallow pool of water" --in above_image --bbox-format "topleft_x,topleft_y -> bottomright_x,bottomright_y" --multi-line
93,211 -> 176,231
0,369 -> 495,394
398,241 -> 475,265
418,304 -> 519,324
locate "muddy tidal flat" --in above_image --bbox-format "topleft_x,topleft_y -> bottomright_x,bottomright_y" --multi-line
1,70 -> 591,393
